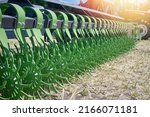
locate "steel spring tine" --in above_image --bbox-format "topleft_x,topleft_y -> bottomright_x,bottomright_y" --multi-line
41,80 -> 52,86
21,91 -> 34,99
39,87 -> 51,96
1,69 -> 21,99
52,78 -> 64,87
36,91 -> 43,100
40,72 -> 51,78
51,83 -> 59,93
0,96 -> 10,100
0,81 -> 7,91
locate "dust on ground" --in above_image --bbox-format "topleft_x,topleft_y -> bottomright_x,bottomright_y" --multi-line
49,40 -> 150,100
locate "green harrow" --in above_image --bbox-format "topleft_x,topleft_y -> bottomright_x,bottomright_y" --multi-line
0,3 -> 139,100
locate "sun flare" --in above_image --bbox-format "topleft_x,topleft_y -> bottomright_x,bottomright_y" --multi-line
128,0 -> 147,4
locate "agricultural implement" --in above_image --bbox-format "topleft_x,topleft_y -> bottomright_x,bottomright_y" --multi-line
0,0 -> 139,100
122,9 -> 150,39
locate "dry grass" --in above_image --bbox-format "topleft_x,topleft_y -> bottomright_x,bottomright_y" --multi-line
51,40 -> 150,100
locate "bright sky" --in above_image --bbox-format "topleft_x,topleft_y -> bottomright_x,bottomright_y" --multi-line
62,0 -> 149,4
62,0 -> 80,4
62,0 -> 150,10
128,0 -> 147,3
61,0 -> 88,4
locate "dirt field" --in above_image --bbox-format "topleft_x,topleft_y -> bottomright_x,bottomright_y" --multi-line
52,40 -> 150,100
